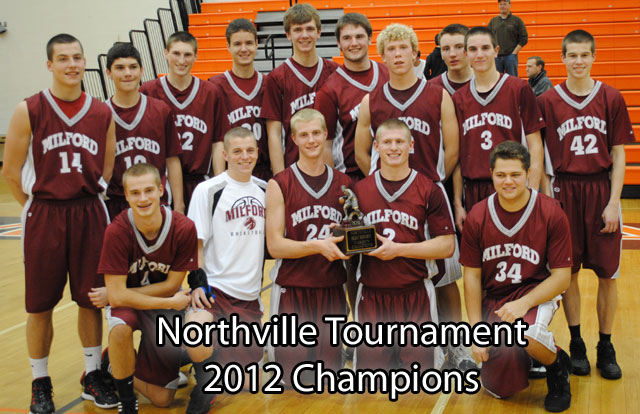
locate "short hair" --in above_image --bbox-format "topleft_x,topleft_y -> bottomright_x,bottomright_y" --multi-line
440,23 -> 469,39
376,24 -> 419,56
47,33 -> 83,60
562,29 -> 595,56
335,13 -> 372,41
290,108 -> 327,136
490,141 -> 531,171
223,126 -> 256,150
166,31 -> 198,54
226,18 -> 258,43
375,118 -> 412,142
465,26 -> 497,49
106,42 -> 142,70
283,3 -> 321,33
527,56 -> 545,69
122,163 -> 161,191
498,0 -> 511,3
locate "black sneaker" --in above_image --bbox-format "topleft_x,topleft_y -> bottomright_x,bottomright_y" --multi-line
81,370 -> 119,409
596,341 -> 622,379
117,397 -> 138,414
187,362 -> 216,414
529,359 -> 547,379
30,377 -> 55,414
544,349 -> 572,412
569,337 -> 591,375
448,345 -> 477,372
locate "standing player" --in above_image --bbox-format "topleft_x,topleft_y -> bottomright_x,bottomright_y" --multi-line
210,19 -> 271,181
2,34 -> 117,413
105,43 -> 183,218
354,119 -> 455,370
430,24 -> 473,96
140,31 -> 221,212
538,30 -> 634,379
265,109 -> 351,382
461,141 -> 573,412
185,127 -> 267,413
262,3 -> 339,174
99,163 -> 196,414
452,26 -> 545,231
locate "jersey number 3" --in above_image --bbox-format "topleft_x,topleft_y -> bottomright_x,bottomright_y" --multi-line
495,261 -> 522,284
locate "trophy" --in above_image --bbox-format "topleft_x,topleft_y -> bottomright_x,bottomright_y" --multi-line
332,185 -> 378,254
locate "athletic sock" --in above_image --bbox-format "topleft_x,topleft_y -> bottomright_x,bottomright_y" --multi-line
30,356 -> 49,379
83,345 -> 102,373
599,332 -> 611,343
568,325 -> 581,340
545,352 -> 562,372
114,375 -> 135,401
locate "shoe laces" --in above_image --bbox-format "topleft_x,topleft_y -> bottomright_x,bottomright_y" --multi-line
32,378 -> 53,401
570,339 -> 587,357
598,342 -> 617,362
85,371 -> 115,397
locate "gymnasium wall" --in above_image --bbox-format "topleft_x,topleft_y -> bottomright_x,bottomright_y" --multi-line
0,0 -> 167,135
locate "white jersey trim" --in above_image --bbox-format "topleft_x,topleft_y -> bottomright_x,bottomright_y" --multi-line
335,61 -> 380,93
284,57 -> 324,88
291,163 -> 334,200
160,75 -> 200,110
127,205 -> 173,254
374,169 -> 418,203
440,73 -> 456,96
382,77 -> 427,112
487,189 -> 538,238
470,73 -> 510,107
42,89 -> 93,127
107,94 -> 148,131
223,70 -> 263,101
553,81 -> 602,111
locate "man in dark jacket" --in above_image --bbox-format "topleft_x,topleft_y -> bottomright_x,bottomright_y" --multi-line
488,0 -> 528,76
424,34 -> 447,79
526,56 -> 553,96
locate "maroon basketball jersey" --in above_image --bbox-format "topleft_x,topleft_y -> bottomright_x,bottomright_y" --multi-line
429,72 -> 470,96
538,81 -> 635,175
261,57 -> 339,166
23,90 -> 112,200
355,170 -> 455,289
98,206 -> 197,287
459,190 -> 572,298
271,164 -> 351,288
209,70 -> 271,180
139,76 -> 220,177
369,78 -> 446,181
106,94 -> 182,197
452,74 -> 545,180
314,61 -> 389,176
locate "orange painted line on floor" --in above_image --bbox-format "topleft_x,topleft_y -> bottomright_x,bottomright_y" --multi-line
0,408 -> 29,413
622,225 -> 640,238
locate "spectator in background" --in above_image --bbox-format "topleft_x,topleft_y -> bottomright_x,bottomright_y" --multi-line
414,50 -> 426,79
526,56 -> 553,96
424,34 -> 447,79
488,0 -> 528,77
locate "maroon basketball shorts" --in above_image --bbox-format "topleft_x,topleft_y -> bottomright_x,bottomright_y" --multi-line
106,195 -> 128,221
191,287 -> 264,367
480,287 -> 560,398
268,284 -> 348,381
23,196 -> 109,313
552,172 -> 621,278
106,306 -> 182,389
464,178 -> 495,212
355,280 -> 438,371
183,174 -> 206,214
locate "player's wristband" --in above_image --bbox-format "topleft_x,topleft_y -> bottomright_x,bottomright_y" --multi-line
188,268 -> 214,299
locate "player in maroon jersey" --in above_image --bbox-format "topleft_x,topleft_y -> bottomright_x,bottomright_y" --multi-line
99,163 -> 195,414
3,34 -> 117,413
452,26 -> 545,232
461,141 -> 573,412
262,3 -> 339,174
140,32 -> 222,212
106,43 -> 183,219
354,119 -> 455,370
210,19 -> 271,181
265,109 -> 350,383
430,24 -> 473,96
538,30 -> 635,380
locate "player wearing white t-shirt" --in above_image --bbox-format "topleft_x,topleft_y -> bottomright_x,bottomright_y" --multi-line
184,127 -> 266,413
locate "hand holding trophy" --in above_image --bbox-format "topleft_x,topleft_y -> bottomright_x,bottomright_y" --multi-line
332,185 -> 378,254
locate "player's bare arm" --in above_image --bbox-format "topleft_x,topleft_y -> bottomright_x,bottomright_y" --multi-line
266,178 -> 347,261
323,139 -> 334,167
602,144 -> 625,233
191,239 -> 214,309
267,120 -> 285,174
2,101 -> 32,206
102,119 -> 116,184
463,265 -> 488,362
354,94 -> 372,174
525,130 -> 543,189
541,173 -> 552,197
212,141 -> 225,175
166,156 -> 184,213
440,89 -> 460,179
495,266 -> 571,323
452,165 -> 466,231
106,272 -> 191,311
368,233 -> 454,261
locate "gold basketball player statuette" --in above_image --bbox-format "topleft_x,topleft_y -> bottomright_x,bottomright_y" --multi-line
332,185 -> 378,254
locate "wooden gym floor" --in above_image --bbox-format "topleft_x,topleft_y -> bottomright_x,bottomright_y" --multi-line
1,176 -> 639,414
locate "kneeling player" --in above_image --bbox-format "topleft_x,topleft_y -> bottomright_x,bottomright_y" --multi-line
460,142 -> 572,412
99,164 -> 196,413
353,119 -> 455,370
